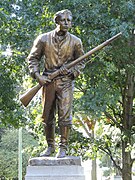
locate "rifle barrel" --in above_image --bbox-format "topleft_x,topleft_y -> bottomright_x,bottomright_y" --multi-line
49,32 -> 122,80
66,32 -> 122,69
20,32 -> 122,107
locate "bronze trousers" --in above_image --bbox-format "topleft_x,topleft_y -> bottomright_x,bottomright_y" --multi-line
42,76 -> 74,127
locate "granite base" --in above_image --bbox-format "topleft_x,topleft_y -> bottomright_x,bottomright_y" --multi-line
25,156 -> 86,180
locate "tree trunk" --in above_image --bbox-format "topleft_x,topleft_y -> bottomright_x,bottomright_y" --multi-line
121,73 -> 134,180
91,129 -> 97,180
91,158 -> 97,180
122,140 -> 132,180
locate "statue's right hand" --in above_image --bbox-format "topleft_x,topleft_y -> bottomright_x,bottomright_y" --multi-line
35,72 -> 51,86
38,76 -> 51,86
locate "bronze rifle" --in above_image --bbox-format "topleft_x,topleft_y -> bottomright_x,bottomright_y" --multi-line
20,32 -> 122,107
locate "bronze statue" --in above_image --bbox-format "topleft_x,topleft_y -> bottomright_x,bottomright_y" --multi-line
26,9 -> 122,158
27,9 -> 84,158
21,32 -> 122,107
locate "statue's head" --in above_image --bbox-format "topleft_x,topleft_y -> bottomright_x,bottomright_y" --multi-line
54,9 -> 72,33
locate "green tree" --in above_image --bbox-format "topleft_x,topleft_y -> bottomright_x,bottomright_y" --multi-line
0,0 -> 54,126
71,1 -> 135,179
0,0 -> 134,179
0,128 -> 38,179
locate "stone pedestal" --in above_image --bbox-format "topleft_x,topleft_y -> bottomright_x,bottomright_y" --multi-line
25,156 -> 86,180
113,175 -> 122,180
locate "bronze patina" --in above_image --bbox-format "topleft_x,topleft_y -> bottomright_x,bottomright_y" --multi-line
26,9 -> 122,158
27,9 -> 84,158
20,32 -> 122,107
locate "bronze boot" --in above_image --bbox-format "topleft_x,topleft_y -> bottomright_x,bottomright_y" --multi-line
40,125 -> 55,157
56,126 -> 70,158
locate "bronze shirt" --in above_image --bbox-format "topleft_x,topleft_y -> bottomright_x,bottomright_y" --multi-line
27,29 -> 84,78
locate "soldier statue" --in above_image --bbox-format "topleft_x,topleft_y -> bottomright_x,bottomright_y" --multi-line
27,9 -> 84,158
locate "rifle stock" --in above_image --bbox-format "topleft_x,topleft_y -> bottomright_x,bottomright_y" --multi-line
20,84 -> 41,107
20,32 -> 122,107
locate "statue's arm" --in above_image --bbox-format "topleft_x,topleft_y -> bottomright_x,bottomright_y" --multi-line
27,35 -> 44,79
71,39 -> 85,78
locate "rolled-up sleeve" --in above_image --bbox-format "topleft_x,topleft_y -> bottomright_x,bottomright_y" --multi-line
71,39 -> 85,78
27,35 -> 44,79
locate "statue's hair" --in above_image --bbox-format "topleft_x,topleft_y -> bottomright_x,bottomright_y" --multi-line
54,9 -> 72,23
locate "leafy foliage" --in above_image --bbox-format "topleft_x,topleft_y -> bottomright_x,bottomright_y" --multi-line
0,128 -> 38,179
0,0 -> 134,179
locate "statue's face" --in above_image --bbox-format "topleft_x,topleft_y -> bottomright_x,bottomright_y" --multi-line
57,13 -> 72,32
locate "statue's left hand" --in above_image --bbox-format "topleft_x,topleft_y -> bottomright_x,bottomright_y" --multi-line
35,72 -> 51,86
59,65 -> 71,75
